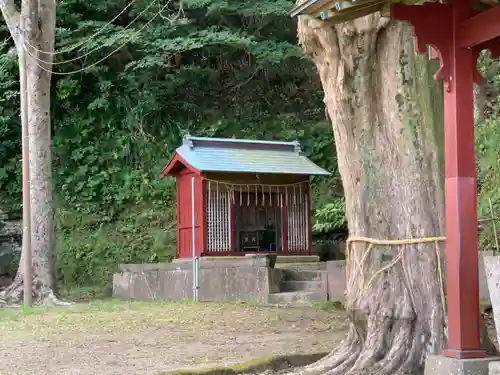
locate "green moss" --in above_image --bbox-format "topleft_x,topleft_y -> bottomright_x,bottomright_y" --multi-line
157,356 -> 275,375
313,300 -> 345,312
229,356 -> 273,370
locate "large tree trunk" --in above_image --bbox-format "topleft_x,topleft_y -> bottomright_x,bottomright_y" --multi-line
293,15 -> 446,375
0,0 -> 61,304
293,11 -> 497,375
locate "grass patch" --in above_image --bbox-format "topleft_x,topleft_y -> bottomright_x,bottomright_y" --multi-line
0,299 -> 347,375
313,300 -> 345,312
0,299 -> 342,339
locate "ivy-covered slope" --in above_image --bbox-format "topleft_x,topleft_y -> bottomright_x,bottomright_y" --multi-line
1,1 -> 499,289
0,0 -> 343,287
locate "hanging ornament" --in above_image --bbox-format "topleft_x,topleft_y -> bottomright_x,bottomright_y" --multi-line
247,185 -> 250,206
285,186 -> 288,206
299,183 -> 302,204
269,185 -> 272,207
240,185 -> 243,206
255,184 -> 258,205
293,184 -> 296,206
262,184 -> 265,206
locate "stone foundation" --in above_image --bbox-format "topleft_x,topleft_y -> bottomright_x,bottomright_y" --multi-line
113,257 -> 285,302
113,253 -> 493,305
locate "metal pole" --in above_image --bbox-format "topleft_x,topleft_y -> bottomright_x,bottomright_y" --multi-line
19,19 -> 32,307
191,176 -> 199,301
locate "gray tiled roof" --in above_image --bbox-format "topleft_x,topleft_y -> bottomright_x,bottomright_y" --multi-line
175,136 -> 330,176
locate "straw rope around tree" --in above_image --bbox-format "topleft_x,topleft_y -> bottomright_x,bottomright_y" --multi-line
345,236 -> 447,319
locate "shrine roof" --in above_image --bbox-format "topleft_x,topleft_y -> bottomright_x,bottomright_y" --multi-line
290,0 -> 499,25
160,136 -> 331,177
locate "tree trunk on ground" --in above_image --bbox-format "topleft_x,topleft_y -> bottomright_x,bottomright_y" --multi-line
291,13 -> 495,375
0,0 -> 63,305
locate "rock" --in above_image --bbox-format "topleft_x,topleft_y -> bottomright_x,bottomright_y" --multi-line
0,210 -> 21,277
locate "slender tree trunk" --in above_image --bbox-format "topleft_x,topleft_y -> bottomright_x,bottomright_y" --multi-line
292,15 -> 443,375
0,0 -> 62,304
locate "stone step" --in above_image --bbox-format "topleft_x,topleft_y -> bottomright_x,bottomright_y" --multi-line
276,262 -> 327,271
280,280 -> 324,292
283,269 -> 325,281
268,291 -> 326,306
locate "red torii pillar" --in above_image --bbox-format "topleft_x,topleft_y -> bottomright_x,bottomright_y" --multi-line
391,0 -> 500,360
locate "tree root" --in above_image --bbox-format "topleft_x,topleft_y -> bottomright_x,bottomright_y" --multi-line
0,279 -> 73,307
287,316 -> 425,375
288,312 -> 497,375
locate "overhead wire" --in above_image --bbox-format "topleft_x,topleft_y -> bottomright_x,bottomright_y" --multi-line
26,0 -> 158,66
22,0 -> 140,55
23,1 -> 173,76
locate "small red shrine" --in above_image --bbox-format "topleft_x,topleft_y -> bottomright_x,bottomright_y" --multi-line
160,136 -> 330,259
291,0 -> 500,362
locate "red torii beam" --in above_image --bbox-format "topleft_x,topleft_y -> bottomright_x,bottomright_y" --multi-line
391,0 -> 500,360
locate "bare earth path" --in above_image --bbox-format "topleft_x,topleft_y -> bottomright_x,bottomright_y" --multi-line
0,300 -> 348,375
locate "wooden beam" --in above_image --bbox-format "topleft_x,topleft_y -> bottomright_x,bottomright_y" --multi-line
316,0 -> 386,24
457,5 -> 500,48
290,0 -> 333,17
441,0 -> 483,359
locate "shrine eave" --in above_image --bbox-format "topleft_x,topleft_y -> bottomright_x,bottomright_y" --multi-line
290,0 -> 500,36
456,5 -> 500,48
289,0 -> 421,23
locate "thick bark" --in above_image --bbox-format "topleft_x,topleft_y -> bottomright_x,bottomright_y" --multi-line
0,0 -> 63,305
291,15 -> 446,375
293,11 -> 499,375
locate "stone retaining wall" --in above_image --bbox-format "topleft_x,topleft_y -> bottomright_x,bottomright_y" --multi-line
113,257 -> 285,302
113,253 -> 494,304
0,210 -> 21,276
326,251 -> 493,304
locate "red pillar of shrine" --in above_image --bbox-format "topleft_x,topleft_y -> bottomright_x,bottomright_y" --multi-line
441,1 -> 481,358
391,0 -> 500,359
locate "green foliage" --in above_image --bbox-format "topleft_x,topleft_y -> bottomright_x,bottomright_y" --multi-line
312,199 -> 346,235
476,54 -> 500,252
0,0 -> 338,286
477,117 -> 500,251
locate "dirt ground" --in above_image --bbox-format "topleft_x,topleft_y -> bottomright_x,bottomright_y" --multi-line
0,300 -> 349,375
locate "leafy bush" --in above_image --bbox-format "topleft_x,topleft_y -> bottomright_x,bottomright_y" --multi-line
0,0 -> 338,288
312,199 -> 346,235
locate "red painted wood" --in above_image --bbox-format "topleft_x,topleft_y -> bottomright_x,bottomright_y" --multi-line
160,153 -> 200,177
176,171 -> 192,258
391,0 -> 485,358
391,3 -> 453,89
176,170 -> 205,258
199,252 -> 274,257
195,175 -> 205,256
473,37 -> 500,61
306,183 -> 312,255
176,172 -> 181,258
456,5 -> 500,49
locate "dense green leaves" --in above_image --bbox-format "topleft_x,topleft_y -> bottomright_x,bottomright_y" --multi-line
3,0 -> 497,288
0,0 -> 340,287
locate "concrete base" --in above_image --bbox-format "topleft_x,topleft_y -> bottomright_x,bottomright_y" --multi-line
490,361 -> 500,375
424,355 -> 497,375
